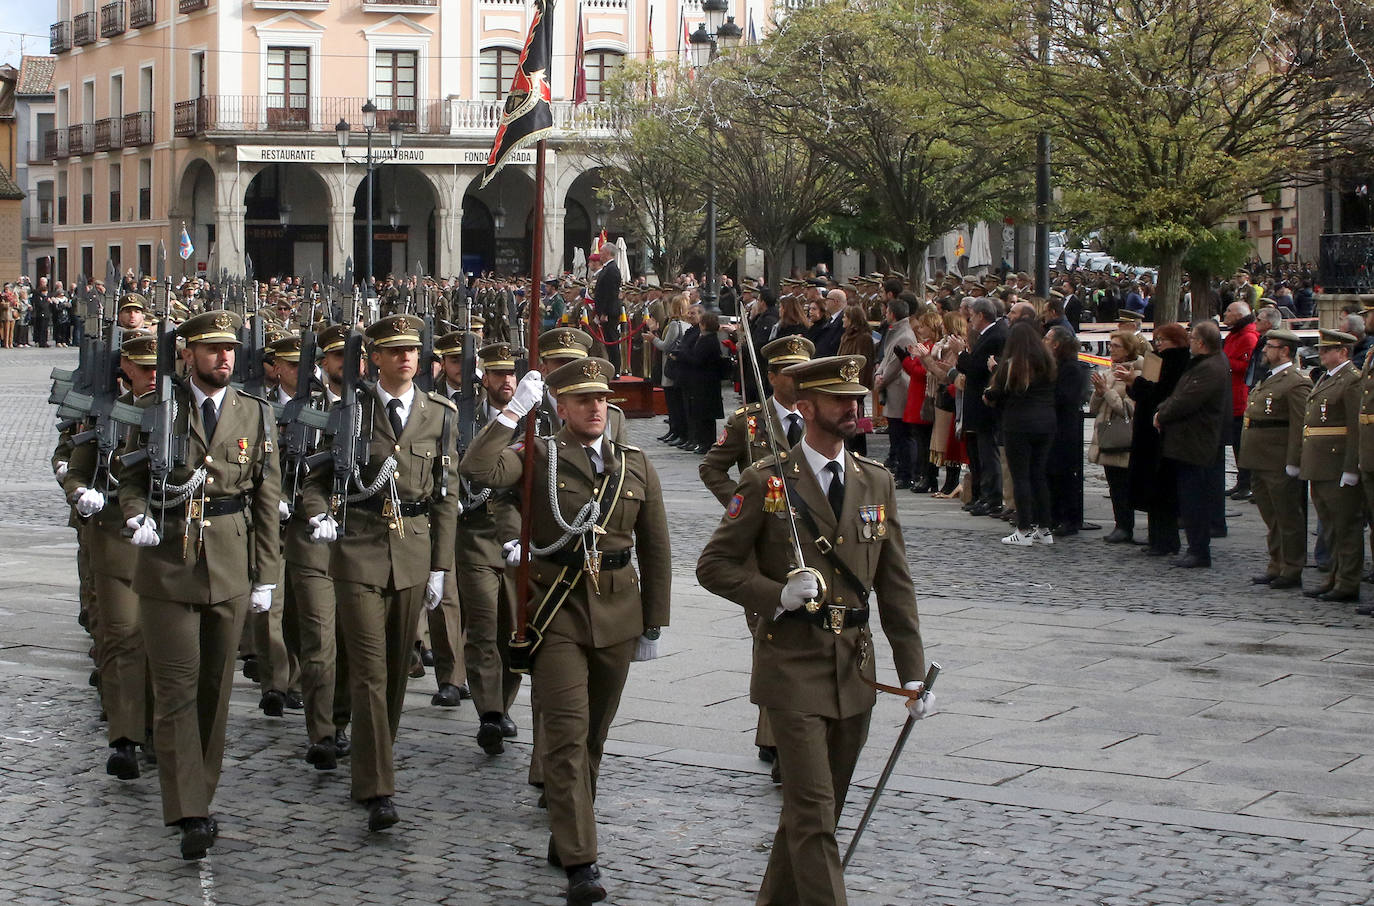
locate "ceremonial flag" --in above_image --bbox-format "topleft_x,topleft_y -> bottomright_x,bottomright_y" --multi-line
572,4 -> 587,106
481,0 -> 555,189
178,224 -> 194,261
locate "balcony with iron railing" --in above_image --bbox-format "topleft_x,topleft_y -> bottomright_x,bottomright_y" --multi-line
175,95 -> 452,136
130,0 -> 156,26
27,217 -> 55,242
94,117 -> 124,152
50,21 -> 71,53
179,0 -> 208,12
73,11 -> 97,45
67,123 -> 94,157
122,111 -> 154,146
44,129 -> 70,160
101,1 -> 127,37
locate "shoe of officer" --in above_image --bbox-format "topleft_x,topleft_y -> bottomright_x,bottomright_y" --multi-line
306,737 -> 338,771
477,713 -> 505,755
431,683 -> 466,707
179,817 -> 215,860
499,714 -> 518,738
547,836 -> 563,868
565,863 -> 607,905
1251,574 -> 1275,585
106,740 -> 139,780
1268,576 -> 1300,590
259,689 -> 285,717
333,728 -> 351,758
242,655 -> 260,683
366,796 -> 400,832
284,690 -> 305,710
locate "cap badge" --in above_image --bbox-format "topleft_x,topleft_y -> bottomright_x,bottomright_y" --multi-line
840,360 -> 861,384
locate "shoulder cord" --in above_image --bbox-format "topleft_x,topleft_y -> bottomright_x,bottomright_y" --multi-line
529,441 -> 601,557
343,396 -> 397,503
150,398 -> 207,506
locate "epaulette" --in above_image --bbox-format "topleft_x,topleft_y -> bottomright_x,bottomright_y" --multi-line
234,389 -> 272,406
617,441 -> 642,452
734,402 -> 764,416
427,390 -> 458,412
751,450 -> 789,471
852,453 -> 890,471
608,402 -> 625,414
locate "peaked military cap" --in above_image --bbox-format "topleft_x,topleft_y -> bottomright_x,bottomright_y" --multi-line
366,314 -> 424,348
120,330 -> 158,365
318,324 -> 350,354
784,354 -> 869,396
478,342 -> 518,372
1318,329 -> 1356,347
761,335 -> 815,366
267,333 -> 303,362
178,309 -> 242,345
548,356 -> 614,396
539,327 -> 594,362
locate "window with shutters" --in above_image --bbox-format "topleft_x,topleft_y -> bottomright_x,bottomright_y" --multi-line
479,48 -> 520,101
267,47 -> 310,129
375,50 -> 418,125
583,50 -> 623,101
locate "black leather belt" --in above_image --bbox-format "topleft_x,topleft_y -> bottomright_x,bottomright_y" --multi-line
542,547 -> 633,570
1245,418 -> 1288,429
781,606 -> 870,629
354,497 -> 431,517
202,495 -> 246,517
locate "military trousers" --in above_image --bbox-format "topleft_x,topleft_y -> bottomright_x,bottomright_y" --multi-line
1310,479 -> 1364,594
536,632 -> 636,867
744,609 -> 774,749
757,707 -> 872,906
77,529 -> 97,648
1252,469 -> 1306,581
458,561 -> 520,716
286,561 -> 340,745
429,572 -> 467,689
252,579 -> 299,695
93,568 -> 148,745
140,593 -> 249,825
336,580 -> 424,802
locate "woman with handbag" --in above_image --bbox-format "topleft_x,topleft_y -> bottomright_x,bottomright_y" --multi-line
1089,331 -> 1148,543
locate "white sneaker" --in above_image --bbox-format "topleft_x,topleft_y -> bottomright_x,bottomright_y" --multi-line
1031,527 -> 1054,545
1001,529 -> 1033,546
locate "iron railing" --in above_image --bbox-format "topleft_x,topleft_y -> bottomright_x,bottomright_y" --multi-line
73,11 -> 97,45
122,111 -> 154,146
67,123 -> 93,156
94,117 -> 123,152
130,0 -> 156,27
1320,233 -> 1374,294
100,1 -> 127,37
51,21 -> 72,53
175,95 -> 451,135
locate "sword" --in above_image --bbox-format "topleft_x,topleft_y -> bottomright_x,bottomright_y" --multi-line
841,662 -> 941,870
735,306 -> 826,610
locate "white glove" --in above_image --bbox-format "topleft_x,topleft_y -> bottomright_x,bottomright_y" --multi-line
423,570 -> 445,611
128,515 -> 160,547
1285,465 -> 1300,478
904,681 -> 936,720
308,513 -> 338,543
55,460 -> 69,480
632,633 -> 661,662
1340,471 -> 1359,487
506,371 -> 546,418
75,487 -> 106,517
250,584 -> 275,614
278,499 -> 291,519
502,539 -> 522,566
779,570 -> 819,613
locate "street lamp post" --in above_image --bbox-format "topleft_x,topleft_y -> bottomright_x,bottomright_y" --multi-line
689,4 -> 742,314
337,100 -> 404,300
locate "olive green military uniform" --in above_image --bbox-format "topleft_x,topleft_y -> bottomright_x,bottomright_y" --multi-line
430,372 -> 472,698
53,427 -> 99,655
301,319 -> 459,805
1357,345 -> 1374,566
1238,359 -> 1311,583
696,357 -> 927,906
119,318 -> 283,826
461,360 -> 671,871
253,371 -> 302,712
1299,358 -> 1363,597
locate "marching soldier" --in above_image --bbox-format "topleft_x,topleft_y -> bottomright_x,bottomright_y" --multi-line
697,334 -> 814,777
537,327 -> 628,444
1358,321 -> 1374,616
119,310 -> 282,860
301,314 -> 460,832
1300,330 -> 1364,603
696,355 -> 932,906
117,294 -> 148,330
461,358 -> 671,906
1240,329 -> 1310,591
62,331 -> 158,779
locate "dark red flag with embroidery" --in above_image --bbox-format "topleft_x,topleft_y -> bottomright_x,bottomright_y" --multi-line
481,0 -> 555,188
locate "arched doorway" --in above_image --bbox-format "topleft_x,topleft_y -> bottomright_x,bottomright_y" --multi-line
462,167 -> 534,277
461,197 -> 494,276
175,158 -> 216,277
564,199 -> 590,274
353,166 -> 439,282
242,164 -> 332,281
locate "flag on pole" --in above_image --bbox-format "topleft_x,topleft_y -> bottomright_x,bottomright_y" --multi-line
748,7 -> 758,45
179,223 -> 194,261
481,0 -> 555,189
572,4 -> 587,105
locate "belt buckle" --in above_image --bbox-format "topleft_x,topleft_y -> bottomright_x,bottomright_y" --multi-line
187,498 -> 203,520
381,498 -> 396,519
825,604 -> 845,634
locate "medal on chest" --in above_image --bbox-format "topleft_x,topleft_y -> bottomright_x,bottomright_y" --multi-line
1321,400 -> 1328,423
236,437 -> 250,464
746,415 -> 758,441
1264,395 -> 1273,415
763,475 -> 785,513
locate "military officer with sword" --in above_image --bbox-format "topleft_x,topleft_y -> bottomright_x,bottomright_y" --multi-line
696,335 -> 935,904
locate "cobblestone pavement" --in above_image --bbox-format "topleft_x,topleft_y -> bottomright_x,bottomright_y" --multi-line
3,349 -> 1372,905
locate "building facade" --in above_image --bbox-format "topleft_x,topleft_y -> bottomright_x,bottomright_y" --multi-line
43,0 -> 775,287
9,57 -> 58,283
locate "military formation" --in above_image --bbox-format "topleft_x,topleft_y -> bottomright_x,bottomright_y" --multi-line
46,249 -> 934,906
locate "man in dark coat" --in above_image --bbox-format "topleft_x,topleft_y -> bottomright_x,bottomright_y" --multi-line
1154,321 -> 1231,568
33,277 -> 53,348
591,252 -> 623,370
955,297 -> 1008,515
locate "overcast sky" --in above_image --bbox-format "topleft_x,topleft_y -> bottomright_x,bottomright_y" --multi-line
2,2 -> 58,70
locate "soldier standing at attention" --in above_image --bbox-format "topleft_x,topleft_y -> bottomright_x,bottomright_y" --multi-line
1239,329 -> 1310,591
1300,330 -> 1364,603
119,311 -> 282,860
696,355 -> 933,906
461,358 -> 671,906
301,315 -> 459,832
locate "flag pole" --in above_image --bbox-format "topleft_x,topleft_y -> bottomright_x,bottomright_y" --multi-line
514,138 -> 547,652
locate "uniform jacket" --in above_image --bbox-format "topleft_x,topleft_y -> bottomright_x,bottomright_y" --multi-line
119,381 -> 282,604
281,386 -> 333,571
457,400 -> 521,569
1300,362 -> 1362,481
699,400 -> 790,505
876,319 -> 915,418
1358,354 -> 1374,472
461,421 -> 671,648
1156,352 -> 1230,466
696,444 -> 926,721
1238,364 -> 1310,472
301,384 -> 459,589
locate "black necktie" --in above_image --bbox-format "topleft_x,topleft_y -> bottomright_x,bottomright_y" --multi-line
786,413 -> 803,447
825,461 -> 844,520
387,398 -> 404,438
201,398 -> 218,442
585,446 -> 602,475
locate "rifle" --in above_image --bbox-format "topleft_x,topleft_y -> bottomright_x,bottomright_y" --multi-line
324,330 -> 370,530
119,320 -> 190,530
279,328 -> 330,516
241,313 -> 267,397
456,302 -> 480,450
416,262 -> 435,393
50,274 -> 97,429
68,280 -> 125,495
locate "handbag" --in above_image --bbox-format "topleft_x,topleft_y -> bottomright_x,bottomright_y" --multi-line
1097,410 -> 1133,452
919,395 -> 936,423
